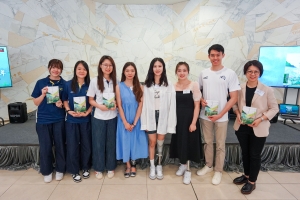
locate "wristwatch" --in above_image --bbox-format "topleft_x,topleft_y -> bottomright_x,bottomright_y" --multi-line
66,110 -> 71,113
260,117 -> 264,122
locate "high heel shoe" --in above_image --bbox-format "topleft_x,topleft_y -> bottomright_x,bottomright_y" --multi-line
124,167 -> 130,178
130,160 -> 137,177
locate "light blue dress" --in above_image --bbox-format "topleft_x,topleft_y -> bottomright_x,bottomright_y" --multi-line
116,82 -> 148,162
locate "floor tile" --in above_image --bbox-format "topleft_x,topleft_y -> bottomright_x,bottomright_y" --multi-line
282,184 -> 300,199
0,185 -> 10,196
59,172 -> 104,185
103,166 -> 146,185
191,169 -> 233,184
99,184 -> 147,200
228,171 -> 278,184
268,172 -> 300,183
0,175 -> 21,186
146,165 -> 184,184
0,184 -> 56,200
147,184 -> 197,200
14,172 -> 59,185
193,183 -> 246,200
49,184 -> 101,200
237,183 -> 296,199
0,169 -> 27,176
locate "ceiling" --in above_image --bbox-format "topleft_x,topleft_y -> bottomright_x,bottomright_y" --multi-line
93,0 -> 189,5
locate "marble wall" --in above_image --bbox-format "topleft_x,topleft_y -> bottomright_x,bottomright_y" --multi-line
1,0 -> 300,120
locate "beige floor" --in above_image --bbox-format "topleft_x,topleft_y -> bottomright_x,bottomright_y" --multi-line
0,165 -> 300,200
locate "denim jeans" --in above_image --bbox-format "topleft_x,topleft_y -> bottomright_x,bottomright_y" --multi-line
36,121 -> 66,175
92,117 -> 117,172
66,122 -> 92,175
235,127 -> 266,182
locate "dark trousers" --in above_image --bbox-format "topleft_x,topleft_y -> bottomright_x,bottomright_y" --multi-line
36,121 -> 66,175
92,117 -> 117,172
66,122 -> 92,175
235,128 -> 266,182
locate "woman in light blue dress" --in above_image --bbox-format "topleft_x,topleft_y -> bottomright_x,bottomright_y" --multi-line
116,62 -> 148,178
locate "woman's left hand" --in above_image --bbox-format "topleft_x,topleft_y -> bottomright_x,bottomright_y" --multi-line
248,118 -> 261,127
189,123 -> 196,132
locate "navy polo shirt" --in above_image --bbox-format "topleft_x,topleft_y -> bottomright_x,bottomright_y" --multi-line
31,76 -> 66,124
61,80 -> 91,123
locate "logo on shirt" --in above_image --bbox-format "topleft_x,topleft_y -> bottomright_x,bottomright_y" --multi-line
60,88 -> 63,91
203,76 -> 208,79
220,76 -> 226,80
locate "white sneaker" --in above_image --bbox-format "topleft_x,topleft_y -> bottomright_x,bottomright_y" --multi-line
149,166 -> 156,180
176,164 -> 187,176
95,171 -> 103,179
44,173 -> 52,183
183,171 -> 191,185
55,172 -> 64,181
212,172 -> 222,185
156,165 -> 164,180
107,171 -> 114,179
197,165 -> 213,176
72,174 -> 82,183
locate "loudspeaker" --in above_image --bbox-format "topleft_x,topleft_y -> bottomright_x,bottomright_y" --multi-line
8,102 -> 28,123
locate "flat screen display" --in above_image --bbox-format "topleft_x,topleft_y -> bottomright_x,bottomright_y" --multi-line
0,46 -> 12,88
258,46 -> 300,88
279,104 -> 299,116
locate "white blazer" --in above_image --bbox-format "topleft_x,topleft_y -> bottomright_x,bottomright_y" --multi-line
141,83 -> 176,134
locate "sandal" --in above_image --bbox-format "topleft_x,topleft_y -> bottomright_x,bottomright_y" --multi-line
124,167 -> 130,178
130,160 -> 137,177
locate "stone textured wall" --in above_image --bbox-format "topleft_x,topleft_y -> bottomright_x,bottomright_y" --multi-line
1,0 -> 300,119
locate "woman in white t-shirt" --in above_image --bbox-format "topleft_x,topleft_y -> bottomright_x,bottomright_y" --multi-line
87,55 -> 117,180
141,57 -> 176,180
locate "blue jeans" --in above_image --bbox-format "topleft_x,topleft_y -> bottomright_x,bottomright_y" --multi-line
36,121 -> 66,175
92,117 -> 117,172
66,122 -> 92,175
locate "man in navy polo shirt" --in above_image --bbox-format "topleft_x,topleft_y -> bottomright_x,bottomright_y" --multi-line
31,59 -> 66,183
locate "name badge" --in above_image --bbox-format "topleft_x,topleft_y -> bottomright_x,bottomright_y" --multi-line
255,89 -> 264,96
183,89 -> 190,94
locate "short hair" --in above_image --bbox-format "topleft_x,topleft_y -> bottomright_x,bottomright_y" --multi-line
175,62 -> 189,74
208,44 -> 224,54
48,59 -> 63,70
243,60 -> 264,77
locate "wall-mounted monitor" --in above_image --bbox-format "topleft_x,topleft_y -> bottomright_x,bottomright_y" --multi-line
258,46 -> 300,88
0,46 -> 12,88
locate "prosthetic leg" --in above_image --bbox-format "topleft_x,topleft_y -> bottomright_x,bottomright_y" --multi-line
156,140 -> 164,179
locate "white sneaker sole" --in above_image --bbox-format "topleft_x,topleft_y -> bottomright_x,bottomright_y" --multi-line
149,175 -> 157,180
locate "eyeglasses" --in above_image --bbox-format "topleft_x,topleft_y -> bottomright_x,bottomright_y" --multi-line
102,64 -> 113,68
247,70 -> 260,75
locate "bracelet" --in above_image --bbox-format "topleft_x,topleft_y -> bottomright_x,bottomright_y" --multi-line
261,117 -> 264,122
66,110 -> 71,113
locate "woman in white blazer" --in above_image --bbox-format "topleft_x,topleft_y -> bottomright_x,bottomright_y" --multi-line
232,60 -> 279,194
141,57 -> 176,180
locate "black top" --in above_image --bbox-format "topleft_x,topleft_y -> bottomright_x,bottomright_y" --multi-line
239,85 -> 257,131
245,85 -> 256,107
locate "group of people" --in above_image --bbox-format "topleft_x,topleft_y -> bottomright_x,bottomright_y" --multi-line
32,44 -> 279,195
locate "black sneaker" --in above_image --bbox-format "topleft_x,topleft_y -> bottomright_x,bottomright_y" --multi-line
82,170 -> 90,179
72,174 -> 82,183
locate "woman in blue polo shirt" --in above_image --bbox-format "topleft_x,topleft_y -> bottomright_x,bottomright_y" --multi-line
31,59 -> 66,183
62,60 -> 92,183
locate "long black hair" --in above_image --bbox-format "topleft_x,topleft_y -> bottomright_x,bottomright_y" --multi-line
97,55 -> 117,93
144,57 -> 168,88
71,60 -> 90,93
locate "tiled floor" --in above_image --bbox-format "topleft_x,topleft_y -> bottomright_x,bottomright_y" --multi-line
0,165 -> 300,200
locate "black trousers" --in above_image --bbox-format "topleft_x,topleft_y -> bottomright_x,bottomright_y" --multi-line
235,127 -> 266,182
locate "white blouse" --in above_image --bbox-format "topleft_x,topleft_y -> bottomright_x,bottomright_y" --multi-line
141,83 -> 176,134
86,77 -> 117,120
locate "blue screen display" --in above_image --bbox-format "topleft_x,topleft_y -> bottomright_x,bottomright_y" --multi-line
258,46 -> 300,88
279,104 -> 299,116
0,46 -> 12,88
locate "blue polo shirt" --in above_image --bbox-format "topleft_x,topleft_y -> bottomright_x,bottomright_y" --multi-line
31,76 -> 66,124
61,80 -> 91,123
